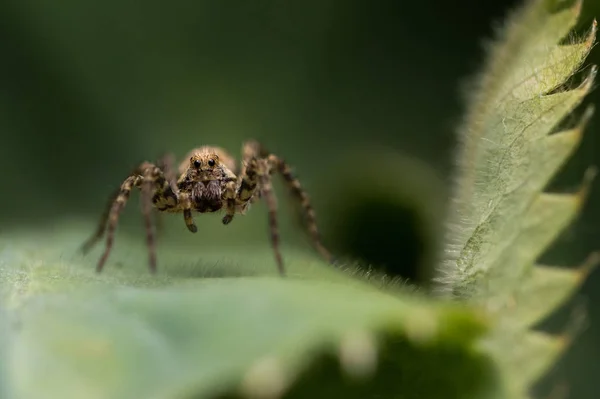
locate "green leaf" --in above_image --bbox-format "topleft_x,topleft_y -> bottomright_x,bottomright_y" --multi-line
437,0 -> 596,321
507,258 -> 597,328
0,222 -> 500,399
0,310 -> 14,399
483,330 -> 568,398
438,22 -> 596,299
435,0 -> 597,396
489,183 -> 597,325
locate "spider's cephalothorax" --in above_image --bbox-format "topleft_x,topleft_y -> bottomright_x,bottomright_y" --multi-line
80,140 -> 332,275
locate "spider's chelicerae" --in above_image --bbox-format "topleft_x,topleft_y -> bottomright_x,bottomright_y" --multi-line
81,140 -> 332,275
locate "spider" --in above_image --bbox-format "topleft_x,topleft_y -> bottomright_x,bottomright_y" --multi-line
80,140 -> 332,276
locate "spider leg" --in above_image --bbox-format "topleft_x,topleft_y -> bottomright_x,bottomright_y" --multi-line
150,153 -> 193,236
153,208 -> 165,236
96,174 -> 143,272
153,152 -> 179,238
234,140 -> 263,213
80,186 -> 121,254
157,152 -> 180,199
140,167 -> 159,273
257,159 -> 285,276
234,142 -> 285,274
81,160 -> 170,255
267,154 -> 332,264
93,162 -> 172,273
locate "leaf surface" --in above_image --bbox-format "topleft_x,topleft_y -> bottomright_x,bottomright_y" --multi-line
436,0 -> 597,397
0,222 -> 499,399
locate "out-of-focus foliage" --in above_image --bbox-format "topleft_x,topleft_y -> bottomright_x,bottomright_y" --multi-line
315,146 -> 447,286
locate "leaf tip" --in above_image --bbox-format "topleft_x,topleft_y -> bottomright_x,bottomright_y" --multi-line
338,330 -> 378,380
579,102 -> 595,126
555,332 -> 573,351
575,164 -> 597,205
574,0 -> 583,15
575,14 -> 596,62
579,64 -> 597,92
553,300 -> 590,356
588,18 -> 597,46
576,251 -> 600,282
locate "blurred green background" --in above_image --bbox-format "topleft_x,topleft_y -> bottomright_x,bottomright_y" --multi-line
1,0 -> 599,397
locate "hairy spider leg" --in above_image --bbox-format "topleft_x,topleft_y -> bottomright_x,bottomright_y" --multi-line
234,140 -> 333,274
235,157 -> 264,219
81,154 -> 178,252
94,162 -> 170,273
154,153 -> 179,236
257,159 -> 285,275
80,186 -> 121,254
153,207 -> 165,236
234,141 -> 285,275
240,140 -> 332,264
95,174 -> 143,272
235,140 -> 264,213
267,154 -> 332,263
140,168 -> 158,273
236,157 -> 259,204
157,152 -> 180,198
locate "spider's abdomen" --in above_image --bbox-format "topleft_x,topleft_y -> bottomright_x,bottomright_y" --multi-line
191,181 -> 224,213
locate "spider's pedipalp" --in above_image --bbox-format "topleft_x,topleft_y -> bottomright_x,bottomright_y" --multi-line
222,179 -> 237,225
181,192 -> 198,233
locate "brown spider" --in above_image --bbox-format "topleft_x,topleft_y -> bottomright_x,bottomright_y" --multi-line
80,140 -> 332,275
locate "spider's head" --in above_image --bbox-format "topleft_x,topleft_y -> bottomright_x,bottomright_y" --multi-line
187,150 -> 221,181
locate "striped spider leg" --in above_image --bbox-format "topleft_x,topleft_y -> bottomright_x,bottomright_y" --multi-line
234,140 -> 332,275
80,156 -> 179,273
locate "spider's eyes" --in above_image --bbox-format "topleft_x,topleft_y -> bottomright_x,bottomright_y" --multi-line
208,159 -> 215,167
193,159 -> 201,168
